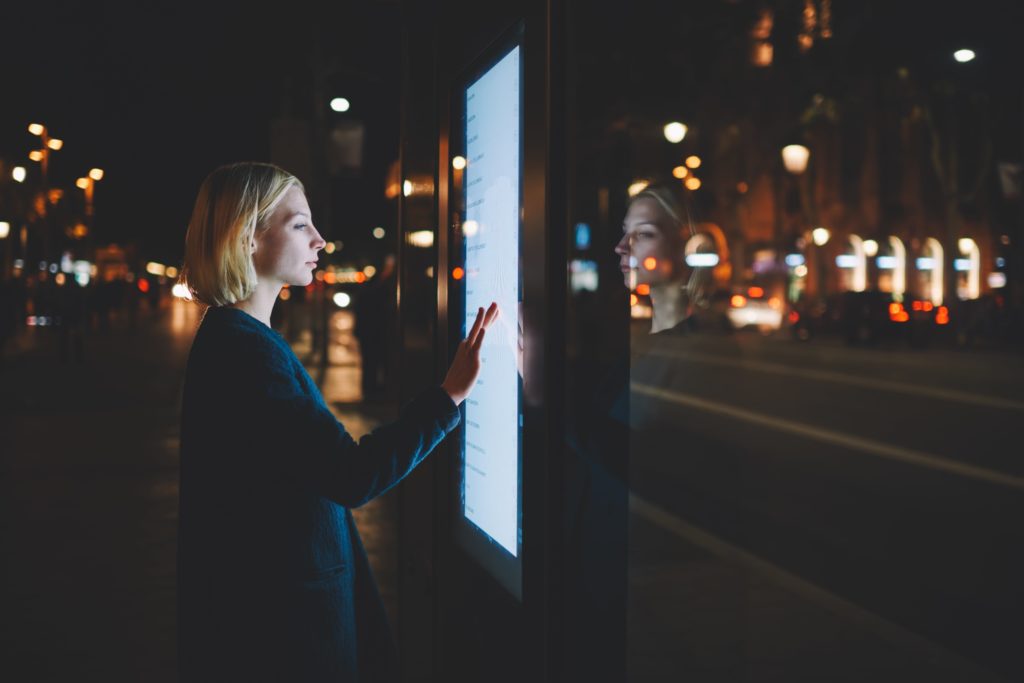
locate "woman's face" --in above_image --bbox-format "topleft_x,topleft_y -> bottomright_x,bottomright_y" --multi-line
253,186 -> 326,287
614,196 -> 678,289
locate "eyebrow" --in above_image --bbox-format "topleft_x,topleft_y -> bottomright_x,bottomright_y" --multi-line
289,212 -> 310,220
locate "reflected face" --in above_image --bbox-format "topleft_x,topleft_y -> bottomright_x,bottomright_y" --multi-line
614,197 -> 678,288
253,186 -> 326,287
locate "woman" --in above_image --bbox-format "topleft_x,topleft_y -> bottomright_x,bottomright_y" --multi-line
176,162 -> 497,682
614,183 -> 708,335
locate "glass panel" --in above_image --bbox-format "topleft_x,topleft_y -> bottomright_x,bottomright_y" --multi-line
566,1 -> 1023,680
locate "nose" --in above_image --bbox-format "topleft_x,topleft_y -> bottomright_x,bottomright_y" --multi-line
614,233 -> 632,256
311,228 -> 327,251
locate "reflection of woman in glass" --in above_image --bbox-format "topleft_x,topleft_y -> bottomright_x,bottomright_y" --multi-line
615,184 -> 706,335
177,162 -> 497,681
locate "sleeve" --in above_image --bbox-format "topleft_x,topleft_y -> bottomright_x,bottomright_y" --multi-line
236,333 -> 461,508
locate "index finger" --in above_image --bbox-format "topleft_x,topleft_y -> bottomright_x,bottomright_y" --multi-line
482,301 -> 499,328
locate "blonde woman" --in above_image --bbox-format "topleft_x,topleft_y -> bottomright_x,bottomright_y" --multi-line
177,162 -> 497,681
614,183 -> 707,335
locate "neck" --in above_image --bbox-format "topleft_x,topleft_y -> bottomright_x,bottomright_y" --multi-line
229,280 -> 282,328
649,281 -> 689,334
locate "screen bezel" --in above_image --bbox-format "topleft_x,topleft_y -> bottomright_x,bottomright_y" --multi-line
448,21 -> 526,602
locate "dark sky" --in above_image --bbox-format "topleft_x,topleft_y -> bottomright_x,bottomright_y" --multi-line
1,0 -> 402,264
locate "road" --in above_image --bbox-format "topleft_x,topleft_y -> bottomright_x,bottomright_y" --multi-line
626,327 -> 1024,682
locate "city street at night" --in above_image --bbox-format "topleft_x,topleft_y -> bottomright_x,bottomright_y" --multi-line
3,1 -> 1023,680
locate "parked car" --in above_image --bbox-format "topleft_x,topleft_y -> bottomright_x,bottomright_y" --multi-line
789,290 -> 950,347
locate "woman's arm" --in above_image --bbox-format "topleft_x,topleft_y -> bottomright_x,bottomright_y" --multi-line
233,303 -> 497,508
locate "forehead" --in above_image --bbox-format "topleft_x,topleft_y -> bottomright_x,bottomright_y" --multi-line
624,197 -> 666,226
277,185 -> 310,214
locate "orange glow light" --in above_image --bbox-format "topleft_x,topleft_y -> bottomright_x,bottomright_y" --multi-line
138,278 -> 150,293
788,311 -> 800,323
731,295 -> 747,308
355,272 -> 367,283
737,181 -> 749,194
936,306 -> 950,325
643,257 -> 657,271
768,297 -> 782,309
672,166 -> 688,179
324,272 -> 337,284
636,283 -> 650,296
630,294 -> 639,306
888,303 -> 902,315
748,286 -> 764,298
912,301 -> 923,311
452,267 -> 464,281
923,302 -> 934,312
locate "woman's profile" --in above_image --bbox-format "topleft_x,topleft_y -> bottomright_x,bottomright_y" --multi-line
176,162 -> 496,681
615,183 -> 709,335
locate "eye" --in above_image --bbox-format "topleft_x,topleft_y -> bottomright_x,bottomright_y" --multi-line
293,223 -> 307,231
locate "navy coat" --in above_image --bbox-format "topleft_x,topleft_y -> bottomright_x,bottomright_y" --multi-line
177,306 -> 460,682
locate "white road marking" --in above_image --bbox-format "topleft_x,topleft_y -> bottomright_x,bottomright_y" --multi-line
647,347 -> 1024,412
631,382 -> 1024,491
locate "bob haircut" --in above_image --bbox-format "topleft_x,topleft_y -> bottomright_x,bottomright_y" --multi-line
629,181 -> 713,305
180,162 -> 303,307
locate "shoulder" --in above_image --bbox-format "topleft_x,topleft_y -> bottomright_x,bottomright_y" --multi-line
190,307 -> 295,378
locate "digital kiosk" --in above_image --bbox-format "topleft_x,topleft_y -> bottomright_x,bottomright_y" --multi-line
449,30 -> 525,600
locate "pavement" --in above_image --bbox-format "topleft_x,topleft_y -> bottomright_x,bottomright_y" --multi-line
0,297 -> 398,682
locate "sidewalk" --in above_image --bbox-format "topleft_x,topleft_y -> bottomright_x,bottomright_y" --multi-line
0,300 -> 400,682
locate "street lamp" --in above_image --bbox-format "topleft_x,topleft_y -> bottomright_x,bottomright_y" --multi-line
663,122 -> 688,143
76,168 -> 104,219
27,122 -> 63,184
781,144 -> 810,174
12,166 -> 27,183
953,49 -> 976,63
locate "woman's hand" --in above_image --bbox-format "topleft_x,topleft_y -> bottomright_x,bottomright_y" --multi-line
441,302 -> 499,405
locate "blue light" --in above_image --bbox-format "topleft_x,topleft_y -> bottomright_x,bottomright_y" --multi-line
954,258 -> 971,272
785,254 -> 805,267
835,255 -> 858,268
995,257 -> 1005,268
876,256 -> 897,269
916,257 -> 935,271
574,223 -> 591,250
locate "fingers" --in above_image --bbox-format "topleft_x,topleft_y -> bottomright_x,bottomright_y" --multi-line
466,306 -> 484,345
483,301 -> 499,328
471,325 -> 486,352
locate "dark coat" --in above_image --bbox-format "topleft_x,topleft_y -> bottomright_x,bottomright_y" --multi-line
177,306 -> 460,682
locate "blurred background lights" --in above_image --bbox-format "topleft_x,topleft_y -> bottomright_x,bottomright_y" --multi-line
330,97 -> 351,112
333,292 -> 351,308
663,122 -> 688,143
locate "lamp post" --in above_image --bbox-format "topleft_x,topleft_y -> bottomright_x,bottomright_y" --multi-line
28,123 -> 63,186
75,168 -> 104,224
811,226 -> 831,301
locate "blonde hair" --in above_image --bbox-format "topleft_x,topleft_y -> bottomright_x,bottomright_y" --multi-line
180,162 -> 303,306
630,183 -> 712,306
